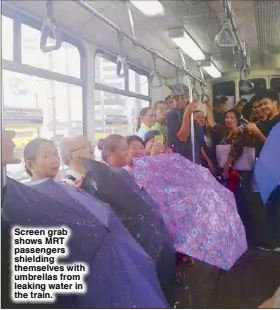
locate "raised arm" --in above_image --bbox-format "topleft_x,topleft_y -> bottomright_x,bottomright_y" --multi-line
176,102 -> 197,142
205,100 -> 216,128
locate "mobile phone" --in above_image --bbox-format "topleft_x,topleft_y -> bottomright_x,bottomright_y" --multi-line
154,135 -> 164,144
250,116 -> 258,123
240,117 -> 249,125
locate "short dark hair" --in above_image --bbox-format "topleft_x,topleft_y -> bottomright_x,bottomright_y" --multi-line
127,135 -> 144,147
136,107 -> 153,132
165,95 -> 171,102
24,138 -> 53,176
241,102 -> 253,120
144,130 -> 160,145
213,95 -> 228,109
256,88 -> 279,104
249,95 -> 258,106
152,101 -> 167,110
225,108 -> 241,123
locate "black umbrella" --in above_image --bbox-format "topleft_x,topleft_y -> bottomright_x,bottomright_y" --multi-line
2,178 -> 169,308
79,158 -> 177,305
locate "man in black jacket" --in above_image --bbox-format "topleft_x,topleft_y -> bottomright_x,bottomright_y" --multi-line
166,83 -> 203,164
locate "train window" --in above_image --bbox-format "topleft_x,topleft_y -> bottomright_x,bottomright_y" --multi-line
239,78 -> 267,101
212,81 -> 236,109
95,53 -> 125,90
270,78 -> 280,93
2,15 -> 13,61
93,90 -> 149,160
21,24 -> 81,78
3,70 -> 83,182
129,69 -> 149,96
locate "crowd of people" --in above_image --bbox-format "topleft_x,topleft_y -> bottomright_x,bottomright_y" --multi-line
1,82 -> 280,308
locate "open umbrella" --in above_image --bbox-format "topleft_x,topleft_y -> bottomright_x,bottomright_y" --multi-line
132,153 -> 247,270
2,177 -> 168,308
79,158 -> 177,305
254,122 -> 280,204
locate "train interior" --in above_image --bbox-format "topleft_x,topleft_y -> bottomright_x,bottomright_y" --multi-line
2,0 -> 280,308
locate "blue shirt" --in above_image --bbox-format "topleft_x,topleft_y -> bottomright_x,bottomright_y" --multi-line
137,123 -> 152,140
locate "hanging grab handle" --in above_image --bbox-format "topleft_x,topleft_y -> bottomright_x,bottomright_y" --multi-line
40,0 -> 62,53
240,65 -> 254,92
116,33 -> 128,78
148,52 -> 162,88
201,84 -> 210,102
215,21 -> 237,48
192,78 -> 200,102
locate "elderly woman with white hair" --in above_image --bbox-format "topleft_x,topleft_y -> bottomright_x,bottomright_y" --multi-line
59,135 -> 94,186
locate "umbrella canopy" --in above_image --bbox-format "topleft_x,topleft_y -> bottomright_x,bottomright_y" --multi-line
2,177 -> 168,308
79,158 -> 177,305
132,154 -> 247,270
254,122 -> 280,204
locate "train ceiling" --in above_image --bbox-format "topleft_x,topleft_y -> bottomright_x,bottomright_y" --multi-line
4,0 -> 280,79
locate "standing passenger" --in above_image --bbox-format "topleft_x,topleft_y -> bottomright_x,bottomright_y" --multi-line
166,83 -> 202,164
152,101 -> 168,142
136,107 -> 156,140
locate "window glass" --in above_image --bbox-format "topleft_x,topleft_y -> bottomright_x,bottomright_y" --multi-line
129,69 -> 149,95
3,70 -> 83,182
239,78 -> 266,101
212,81 -> 236,109
93,90 -> 149,160
95,54 -> 125,90
270,77 -> 280,93
21,24 -> 80,78
2,15 -> 13,60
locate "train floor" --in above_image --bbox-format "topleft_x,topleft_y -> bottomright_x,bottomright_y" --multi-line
175,248 -> 280,308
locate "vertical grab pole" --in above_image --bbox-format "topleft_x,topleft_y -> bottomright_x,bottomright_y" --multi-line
179,48 -> 196,163
186,76 -> 195,163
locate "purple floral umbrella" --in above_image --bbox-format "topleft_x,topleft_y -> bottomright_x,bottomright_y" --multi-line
132,153 -> 247,270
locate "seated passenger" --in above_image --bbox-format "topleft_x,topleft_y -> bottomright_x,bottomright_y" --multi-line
144,130 -> 166,156
137,107 -> 156,140
23,138 -> 60,185
125,135 -> 145,172
60,135 -> 94,185
151,101 -> 168,142
98,134 -> 128,168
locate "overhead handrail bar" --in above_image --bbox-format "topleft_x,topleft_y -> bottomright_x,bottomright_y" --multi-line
125,1 -> 136,40
148,51 -> 162,88
72,0 -> 206,87
221,0 -> 248,64
116,32 -> 128,78
40,0 -> 63,53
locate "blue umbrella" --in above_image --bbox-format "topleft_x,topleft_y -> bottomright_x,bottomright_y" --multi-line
79,158 -> 177,305
2,177 -> 168,308
254,122 -> 280,204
